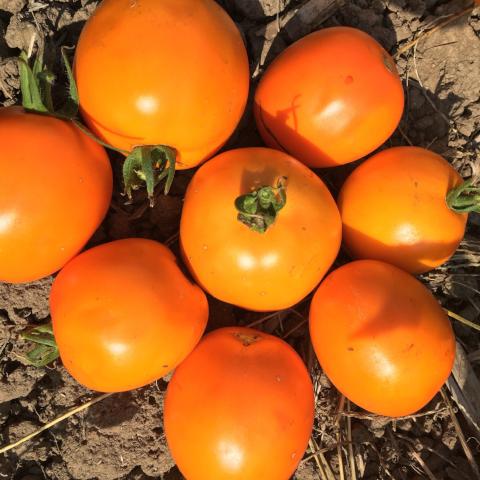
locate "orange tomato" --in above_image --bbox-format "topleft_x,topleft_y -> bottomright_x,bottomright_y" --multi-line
309,260 -> 455,417
180,147 -> 341,311
338,146 -> 467,273
164,326 -> 314,480
74,0 -> 249,169
0,107 -> 112,283
50,239 -> 208,392
254,27 -> 404,168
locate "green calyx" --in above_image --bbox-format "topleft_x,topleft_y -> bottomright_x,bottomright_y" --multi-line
19,46 -> 79,119
20,323 -> 59,367
123,145 -> 177,206
235,176 -> 288,233
446,179 -> 480,214
18,46 -> 177,206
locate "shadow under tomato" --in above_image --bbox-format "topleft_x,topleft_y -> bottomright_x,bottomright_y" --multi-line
85,391 -> 139,428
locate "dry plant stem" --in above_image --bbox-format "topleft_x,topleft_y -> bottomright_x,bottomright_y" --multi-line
445,309 -> 480,331
342,407 -> 449,421
396,433 -> 460,471
368,442 -> 395,480
336,431 -> 345,480
398,124 -> 414,146
0,393 -> 112,455
335,394 -> 346,427
395,5 -> 474,58
246,311 -> 283,328
164,231 -> 180,247
441,388 -> 480,479
308,438 -> 328,480
301,443 -> 344,464
346,400 -> 357,480
407,445 -> 439,480
282,318 -> 307,339
310,436 -> 336,480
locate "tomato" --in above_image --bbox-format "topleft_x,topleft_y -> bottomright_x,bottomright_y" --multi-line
254,27 -> 404,168
338,146 -> 467,273
180,147 -> 341,311
164,326 -> 314,480
0,107 -> 112,283
74,0 -> 249,169
309,260 -> 455,417
50,239 -> 208,392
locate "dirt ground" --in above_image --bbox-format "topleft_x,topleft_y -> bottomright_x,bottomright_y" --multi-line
0,0 -> 479,479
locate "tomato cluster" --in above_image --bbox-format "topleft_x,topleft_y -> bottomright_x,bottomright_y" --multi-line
3,0 -> 475,478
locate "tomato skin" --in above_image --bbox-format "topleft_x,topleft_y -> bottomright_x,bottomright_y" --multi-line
254,27 -> 404,168
309,260 -> 455,417
50,239 -> 208,393
164,326 -> 314,480
338,146 -> 466,274
0,107 -> 112,283
74,0 -> 249,169
180,147 -> 341,311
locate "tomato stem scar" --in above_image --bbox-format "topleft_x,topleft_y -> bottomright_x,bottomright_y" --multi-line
233,332 -> 261,347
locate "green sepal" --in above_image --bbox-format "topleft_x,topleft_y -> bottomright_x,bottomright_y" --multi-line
18,46 -> 79,119
446,179 -> 480,214
235,176 -> 288,233
18,51 -> 50,113
20,323 -> 59,367
123,145 -> 177,207
57,46 -> 79,119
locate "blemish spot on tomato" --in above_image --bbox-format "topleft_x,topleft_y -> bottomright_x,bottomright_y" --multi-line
345,75 -> 354,84
233,332 -> 261,347
347,347 -> 354,352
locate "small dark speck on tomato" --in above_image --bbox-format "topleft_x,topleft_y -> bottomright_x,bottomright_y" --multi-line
162,365 -> 169,368
347,347 -> 354,352
414,181 -> 419,188
345,75 -> 354,84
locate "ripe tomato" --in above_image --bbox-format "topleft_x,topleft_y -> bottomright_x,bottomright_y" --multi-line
74,0 -> 249,169
164,326 -> 314,480
180,147 -> 341,311
254,27 -> 404,168
310,260 -> 455,417
338,146 -> 467,273
0,107 -> 112,283
50,239 -> 208,392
